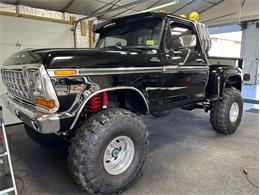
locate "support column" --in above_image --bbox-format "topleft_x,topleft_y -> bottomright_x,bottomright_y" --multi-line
241,21 -> 259,85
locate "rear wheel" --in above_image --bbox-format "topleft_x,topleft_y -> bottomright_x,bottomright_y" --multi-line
68,108 -> 149,194
210,88 -> 243,134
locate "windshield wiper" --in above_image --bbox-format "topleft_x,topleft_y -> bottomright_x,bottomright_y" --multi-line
104,45 -> 122,50
122,47 -> 150,53
103,46 -> 148,54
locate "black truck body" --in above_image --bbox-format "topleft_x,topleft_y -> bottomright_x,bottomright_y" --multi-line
1,12 -> 243,133
0,12 -> 246,194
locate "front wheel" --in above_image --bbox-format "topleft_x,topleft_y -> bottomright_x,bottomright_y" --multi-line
210,88 -> 243,134
68,108 -> 149,194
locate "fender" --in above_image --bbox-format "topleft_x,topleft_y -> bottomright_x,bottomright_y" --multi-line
206,67 -> 242,99
69,86 -> 149,129
223,73 -> 242,91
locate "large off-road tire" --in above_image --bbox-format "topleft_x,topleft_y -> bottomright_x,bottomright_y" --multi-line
68,108 -> 149,194
210,88 -> 243,134
24,124 -> 62,146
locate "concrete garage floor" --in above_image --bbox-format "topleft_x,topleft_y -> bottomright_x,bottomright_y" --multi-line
2,109 -> 259,195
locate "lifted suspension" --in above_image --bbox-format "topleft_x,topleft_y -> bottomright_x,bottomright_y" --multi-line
87,92 -> 108,113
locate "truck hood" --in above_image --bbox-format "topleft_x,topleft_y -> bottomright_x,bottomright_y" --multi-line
2,48 -> 159,69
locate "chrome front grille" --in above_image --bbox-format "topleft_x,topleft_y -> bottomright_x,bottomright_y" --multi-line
1,69 -> 32,100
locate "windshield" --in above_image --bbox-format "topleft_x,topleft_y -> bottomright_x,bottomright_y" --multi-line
96,17 -> 163,48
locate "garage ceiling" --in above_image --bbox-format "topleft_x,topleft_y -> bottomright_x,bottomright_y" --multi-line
0,0 -> 259,26
0,0 -> 222,16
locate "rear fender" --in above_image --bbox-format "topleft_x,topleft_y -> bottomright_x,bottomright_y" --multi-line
224,74 -> 242,91
207,67 -> 242,99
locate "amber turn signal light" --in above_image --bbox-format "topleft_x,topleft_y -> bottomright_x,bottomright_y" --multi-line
54,69 -> 77,76
35,98 -> 56,109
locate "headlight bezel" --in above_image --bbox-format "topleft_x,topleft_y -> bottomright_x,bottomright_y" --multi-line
26,65 -> 59,113
27,69 -> 44,97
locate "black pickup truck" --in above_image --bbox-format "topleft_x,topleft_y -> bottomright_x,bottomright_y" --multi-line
1,12 -> 249,194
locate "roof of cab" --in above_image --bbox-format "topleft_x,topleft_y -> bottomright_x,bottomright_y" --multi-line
93,11 -> 196,33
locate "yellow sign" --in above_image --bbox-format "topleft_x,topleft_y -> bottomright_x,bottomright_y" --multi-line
189,11 -> 199,21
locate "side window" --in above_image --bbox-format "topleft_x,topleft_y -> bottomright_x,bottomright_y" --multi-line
165,21 -> 200,65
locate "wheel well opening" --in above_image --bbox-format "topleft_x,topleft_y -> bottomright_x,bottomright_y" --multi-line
71,89 -> 148,130
107,89 -> 148,115
225,76 -> 242,91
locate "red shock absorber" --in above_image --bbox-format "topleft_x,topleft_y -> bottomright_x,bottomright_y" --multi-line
87,92 -> 108,113
88,93 -> 102,113
102,91 -> 108,109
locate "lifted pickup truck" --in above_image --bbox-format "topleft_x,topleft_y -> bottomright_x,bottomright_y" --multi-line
1,12 -> 249,194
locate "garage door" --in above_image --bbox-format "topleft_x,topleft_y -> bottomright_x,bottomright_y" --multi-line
0,15 -> 74,125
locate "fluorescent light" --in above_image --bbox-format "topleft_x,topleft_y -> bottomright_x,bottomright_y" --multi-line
171,32 -> 182,35
139,0 -> 179,13
53,56 -> 73,60
172,27 -> 188,32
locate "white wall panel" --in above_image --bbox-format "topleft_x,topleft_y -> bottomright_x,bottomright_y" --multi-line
0,15 -> 74,125
241,22 -> 259,85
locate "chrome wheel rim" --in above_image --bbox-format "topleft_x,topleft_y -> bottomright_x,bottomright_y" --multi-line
103,136 -> 135,175
229,102 -> 239,123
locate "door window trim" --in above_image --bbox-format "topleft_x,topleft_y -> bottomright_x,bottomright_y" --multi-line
162,19 -> 207,66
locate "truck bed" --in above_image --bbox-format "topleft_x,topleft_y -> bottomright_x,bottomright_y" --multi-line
208,56 -> 243,69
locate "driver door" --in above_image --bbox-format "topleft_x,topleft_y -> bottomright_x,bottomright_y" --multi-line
162,20 -> 209,110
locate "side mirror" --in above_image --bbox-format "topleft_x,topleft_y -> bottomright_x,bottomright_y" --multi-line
243,74 -> 250,81
179,34 -> 197,48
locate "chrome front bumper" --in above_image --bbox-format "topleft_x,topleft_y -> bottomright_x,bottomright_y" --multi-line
1,94 -> 60,134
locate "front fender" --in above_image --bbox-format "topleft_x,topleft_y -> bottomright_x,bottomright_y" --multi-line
69,86 -> 149,130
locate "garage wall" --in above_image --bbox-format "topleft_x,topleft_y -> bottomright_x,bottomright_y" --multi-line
208,32 -> 242,58
241,21 -> 259,85
0,3 -> 91,48
0,15 -> 74,125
